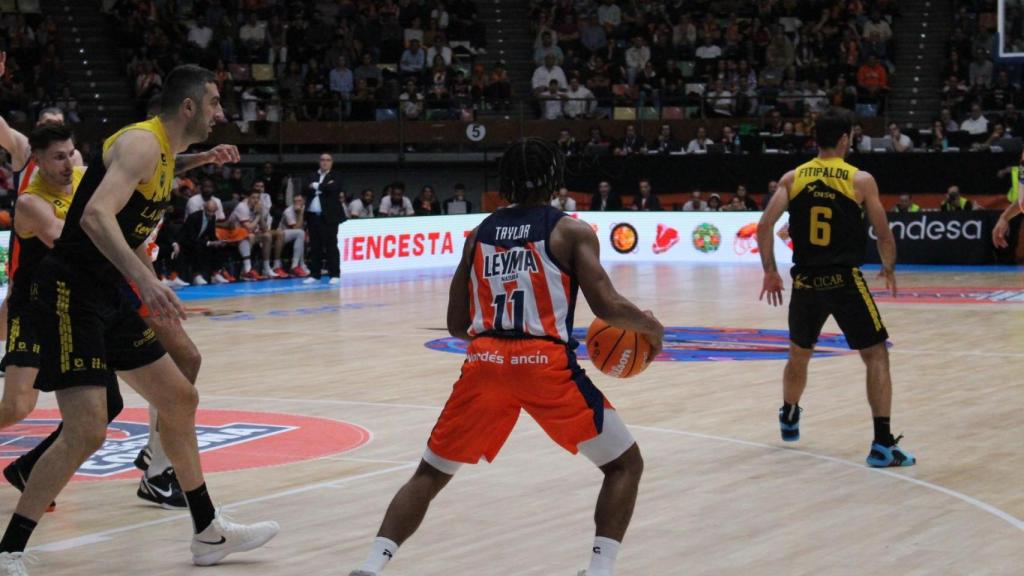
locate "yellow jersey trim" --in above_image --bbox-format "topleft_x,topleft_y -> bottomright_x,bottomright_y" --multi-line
102,116 -> 174,203
18,166 -> 84,239
790,157 -> 858,203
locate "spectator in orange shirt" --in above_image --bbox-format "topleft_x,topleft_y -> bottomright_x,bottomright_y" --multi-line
857,54 -> 889,97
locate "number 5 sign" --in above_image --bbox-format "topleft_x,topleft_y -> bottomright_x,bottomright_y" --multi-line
465,123 -> 487,142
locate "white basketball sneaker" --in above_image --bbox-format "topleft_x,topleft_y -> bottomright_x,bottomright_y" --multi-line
0,552 -> 32,575
191,510 -> 279,566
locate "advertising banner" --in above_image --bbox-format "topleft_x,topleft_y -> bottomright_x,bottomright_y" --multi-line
338,212 -> 793,273
866,211 -> 1001,265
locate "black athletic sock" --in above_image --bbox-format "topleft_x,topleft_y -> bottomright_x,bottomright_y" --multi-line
873,417 -> 893,446
185,483 -> 217,533
781,402 -> 800,423
14,385 -> 124,478
0,514 -> 37,553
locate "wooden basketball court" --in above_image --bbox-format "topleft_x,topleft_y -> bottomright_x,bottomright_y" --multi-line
2,264 -> 1022,575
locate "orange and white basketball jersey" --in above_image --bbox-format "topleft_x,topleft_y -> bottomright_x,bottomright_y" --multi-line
468,205 -> 577,343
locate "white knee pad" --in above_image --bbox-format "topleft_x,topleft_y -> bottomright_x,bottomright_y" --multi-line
578,410 -> 636,467
422,446 -> 463,475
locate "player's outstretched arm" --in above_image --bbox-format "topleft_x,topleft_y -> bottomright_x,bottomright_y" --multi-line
993,201 -> 1023,249
0,112 -> 29,172
565,218 -> 664,355
446,228 -> 477,341
858,171 -> 897,296
757,171 -> 792,307
0,52 -> 28,170
174,144 -> 240,175
13,194 -> 65,247
81,130 -> 186,320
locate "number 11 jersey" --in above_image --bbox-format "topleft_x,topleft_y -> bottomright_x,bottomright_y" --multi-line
467,205 -> 578,344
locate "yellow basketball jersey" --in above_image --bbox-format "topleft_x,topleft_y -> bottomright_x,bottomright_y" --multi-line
18,166 -> 84,239
102,115 -> 175,203
788,156 -> 866,268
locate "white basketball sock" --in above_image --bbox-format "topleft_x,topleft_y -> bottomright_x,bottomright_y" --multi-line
359,537 -> 398,574
586,537 -> 620,576
147,405 -> 172,477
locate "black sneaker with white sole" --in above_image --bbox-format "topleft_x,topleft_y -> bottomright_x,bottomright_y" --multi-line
137,468 -> 187,509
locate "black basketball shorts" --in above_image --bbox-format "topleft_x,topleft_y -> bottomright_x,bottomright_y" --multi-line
31,255 -> 166,392
1,299 -> 41,370
788,266 -> 889,350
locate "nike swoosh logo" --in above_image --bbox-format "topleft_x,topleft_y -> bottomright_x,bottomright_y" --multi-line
146,480 -> 175,499
196,536 -> 226,545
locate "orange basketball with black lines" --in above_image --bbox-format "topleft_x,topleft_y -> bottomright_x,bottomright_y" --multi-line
586,318 -> 653,378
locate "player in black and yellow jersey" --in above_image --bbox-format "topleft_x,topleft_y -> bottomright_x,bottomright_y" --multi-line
0,66 -> 278,575
756,111 -> 915,469
0,128 -> 238,514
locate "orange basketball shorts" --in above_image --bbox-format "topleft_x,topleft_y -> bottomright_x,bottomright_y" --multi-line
427,336 -> 613,465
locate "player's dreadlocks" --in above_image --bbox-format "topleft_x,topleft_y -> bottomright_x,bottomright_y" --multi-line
498,137 -> 565,205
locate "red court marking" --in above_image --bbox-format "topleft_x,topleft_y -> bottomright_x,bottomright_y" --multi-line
0,408 -> 371,482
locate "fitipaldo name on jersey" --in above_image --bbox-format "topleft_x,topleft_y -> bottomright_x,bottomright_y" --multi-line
344,230 -> 471,260
797,166 -> 850,180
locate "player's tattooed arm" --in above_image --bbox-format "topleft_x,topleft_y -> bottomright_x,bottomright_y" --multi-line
174,144 -> 240,175
446,228 -> 477,341
757,171 -> 792,306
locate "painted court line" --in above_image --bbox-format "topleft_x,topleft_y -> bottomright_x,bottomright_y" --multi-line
34,401 -> 1020,554
200,396 -> 1024,532
633,425 -> 1024,532
200,394 -> 440,411
33,463 -> 416,553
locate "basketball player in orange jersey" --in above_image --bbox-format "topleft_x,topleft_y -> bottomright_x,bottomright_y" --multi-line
0,65 -> 278,575
349,138 -> 664,576
0,52 -> 239,511
756,111 -> 914,468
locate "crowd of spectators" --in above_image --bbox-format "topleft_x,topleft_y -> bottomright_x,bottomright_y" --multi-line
0,9 -> 82,125
153,152 -> 474,286
108,0 -> 498,123
548,179 -> 769,213
528,0 -> 899,120
934,1 -> 1024,151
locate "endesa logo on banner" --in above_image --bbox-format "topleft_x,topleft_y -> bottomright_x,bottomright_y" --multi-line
870,215 -> 984,241
336,213 -> 793,273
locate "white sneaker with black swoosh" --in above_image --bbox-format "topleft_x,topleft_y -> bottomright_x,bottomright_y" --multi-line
191,510 -> 279,566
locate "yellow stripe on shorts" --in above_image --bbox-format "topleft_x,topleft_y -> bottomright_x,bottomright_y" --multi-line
56,281 -> 73,373
852,268 -> 882,332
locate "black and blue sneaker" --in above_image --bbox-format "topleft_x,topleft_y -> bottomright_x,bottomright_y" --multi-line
778,404 -> 802,442
866,435 -> 916,467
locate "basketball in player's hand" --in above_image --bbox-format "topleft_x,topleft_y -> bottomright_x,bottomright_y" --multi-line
586,318 -> 653,378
